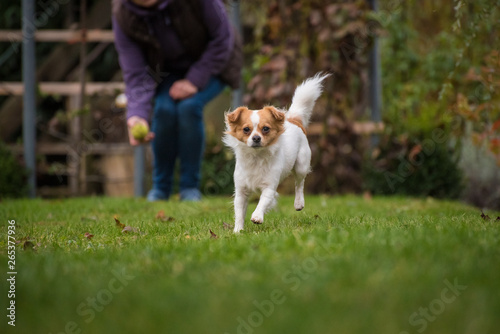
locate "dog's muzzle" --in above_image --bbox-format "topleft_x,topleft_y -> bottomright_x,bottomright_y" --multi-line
251,135 -> 262,147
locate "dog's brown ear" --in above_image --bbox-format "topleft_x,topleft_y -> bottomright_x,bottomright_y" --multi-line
264,106 -> 285,122
227,107 -> 248,123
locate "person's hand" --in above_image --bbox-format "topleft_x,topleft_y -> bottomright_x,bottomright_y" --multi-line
127,116 -> 155,146
169,79 -> 198,100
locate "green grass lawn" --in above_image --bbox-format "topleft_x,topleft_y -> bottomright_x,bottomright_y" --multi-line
1,195 -> 499,334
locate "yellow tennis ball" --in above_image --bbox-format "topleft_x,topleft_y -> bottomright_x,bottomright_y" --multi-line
131,123 -> 148,141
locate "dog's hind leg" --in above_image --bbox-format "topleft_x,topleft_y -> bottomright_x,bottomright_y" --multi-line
293,146 -> 311,211
294,174 -> 306,211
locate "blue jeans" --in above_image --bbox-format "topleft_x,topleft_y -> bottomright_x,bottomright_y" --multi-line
151,75 -> 225,198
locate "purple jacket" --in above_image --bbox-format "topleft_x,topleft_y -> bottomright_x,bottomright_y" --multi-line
113,0 -> 233,120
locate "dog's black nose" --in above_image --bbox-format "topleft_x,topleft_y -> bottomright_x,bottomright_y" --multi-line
252,135 -> 261,143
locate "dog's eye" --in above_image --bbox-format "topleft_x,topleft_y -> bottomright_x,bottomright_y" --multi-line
243,127 -> 251,134
262,126 -> 270,134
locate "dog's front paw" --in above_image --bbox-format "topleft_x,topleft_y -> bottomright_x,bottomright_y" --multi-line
234,221 -> 244,233
251,212 -> 264,224
294,199 -> 305,211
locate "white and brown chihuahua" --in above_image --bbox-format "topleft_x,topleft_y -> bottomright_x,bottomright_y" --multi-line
224,73 -> 330,233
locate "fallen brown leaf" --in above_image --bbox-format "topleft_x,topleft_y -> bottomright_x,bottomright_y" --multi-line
156,210 -> 175,222
122,226 -> 138,233
481,211 -> 491,220
114,216 -> 125,229
223,222 -> 233,229
210,230 -> 218,239
84,232 -> 94,240
155,210 -> 166,219
23,241 -> 34,251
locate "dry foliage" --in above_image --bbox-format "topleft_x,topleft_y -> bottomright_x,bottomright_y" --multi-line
242,0 -> 378,193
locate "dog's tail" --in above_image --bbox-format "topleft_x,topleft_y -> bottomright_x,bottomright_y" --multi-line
287,72 -> 330,128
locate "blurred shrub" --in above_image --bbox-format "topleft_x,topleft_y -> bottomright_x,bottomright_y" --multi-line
363,136 -> 463,199
364,91 -> 463,198
0,142 -> 28,198
364,39 -> 465,198
361,1 -> 500,200
201,139 -> 235,196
